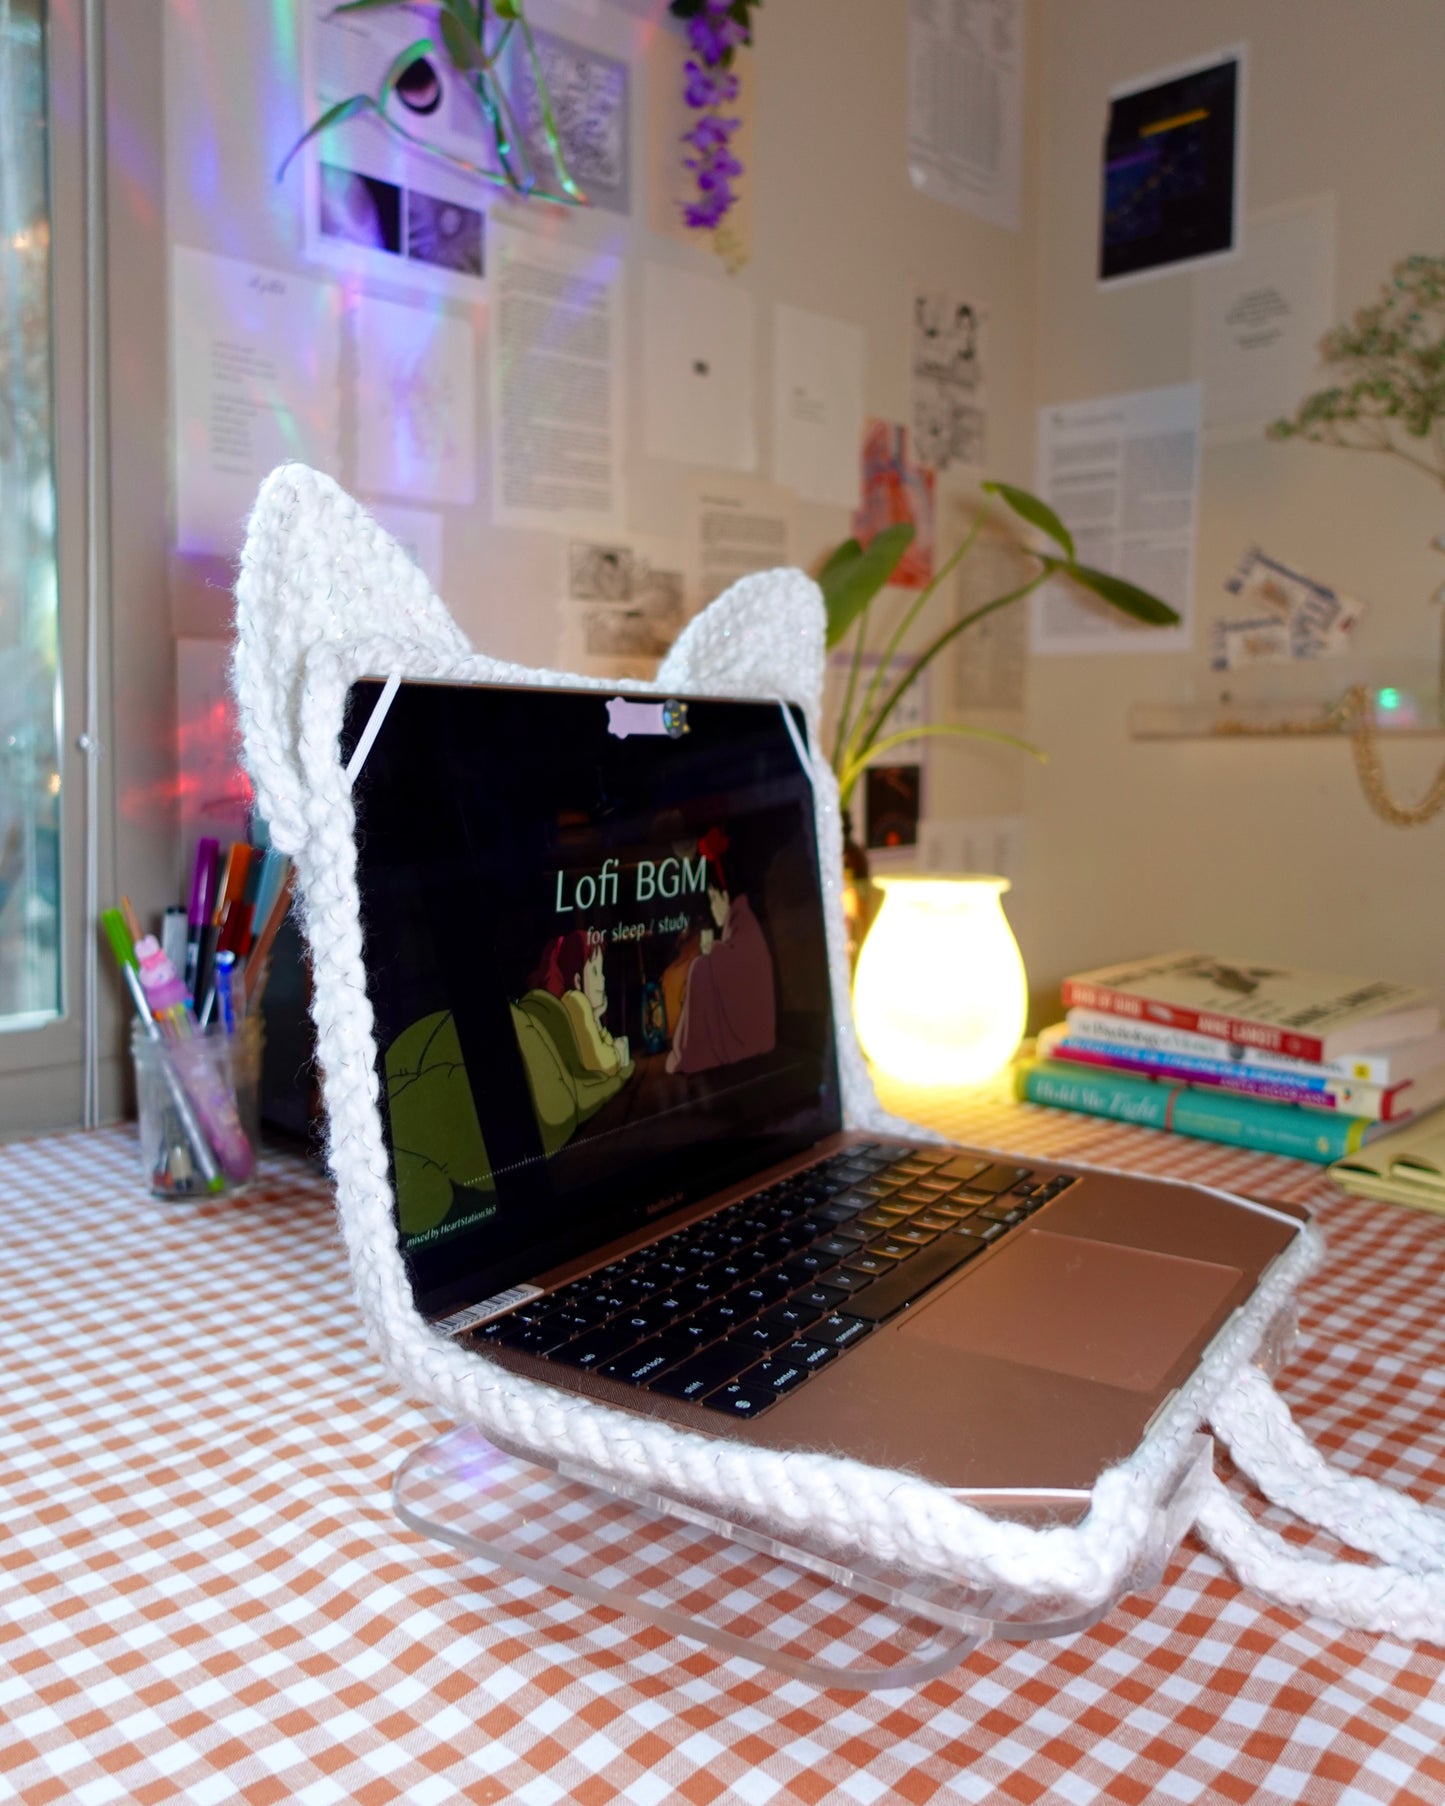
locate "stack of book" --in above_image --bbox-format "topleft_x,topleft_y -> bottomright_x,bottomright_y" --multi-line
1017,952 -> 1445,1163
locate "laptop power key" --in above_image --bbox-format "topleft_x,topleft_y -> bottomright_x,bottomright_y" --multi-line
845,1231 -> 988,1323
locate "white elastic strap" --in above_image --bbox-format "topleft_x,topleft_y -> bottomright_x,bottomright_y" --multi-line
345,671 -> 401,785
777,700 -> 815,788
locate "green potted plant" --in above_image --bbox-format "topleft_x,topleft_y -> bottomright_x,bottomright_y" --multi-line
823,480 -> 1177,808
279,0 -> 587,205
820,481 -> 1178,958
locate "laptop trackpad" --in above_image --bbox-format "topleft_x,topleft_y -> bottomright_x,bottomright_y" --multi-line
900,1230 -> 1244,1394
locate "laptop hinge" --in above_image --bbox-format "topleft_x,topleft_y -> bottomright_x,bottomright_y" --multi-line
431,1284 -> 545,1339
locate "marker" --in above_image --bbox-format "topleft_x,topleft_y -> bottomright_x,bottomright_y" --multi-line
213,843 -> 254,958
162,906 -> 188,978
249,850 -> 287,951
195,842 -> 245,1013
226,845 -> 266,959
241,864 -> 293,1011
185,838 -> 219,1003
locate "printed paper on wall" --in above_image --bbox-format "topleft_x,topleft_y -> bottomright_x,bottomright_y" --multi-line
489,222 -> 624,531
912,291 -> 987,473
1192,196 -> 1335,437
1033,383 -> 1199,654
772,304 -> 865,508
907,0 -> 1023,232
356,293 -> 477,506
643,264 -> 756,472
172,247 -> 341,557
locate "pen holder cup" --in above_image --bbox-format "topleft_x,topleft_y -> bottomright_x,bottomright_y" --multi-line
132,1016 -> 264,1198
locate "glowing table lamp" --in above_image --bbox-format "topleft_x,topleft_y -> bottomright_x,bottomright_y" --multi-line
852,877 -> 1028,1087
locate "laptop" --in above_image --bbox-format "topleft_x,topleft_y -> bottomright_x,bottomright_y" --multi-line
342,676 -> 1306,1513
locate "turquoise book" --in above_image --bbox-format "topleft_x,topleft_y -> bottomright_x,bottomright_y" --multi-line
1014,1058 -> 1385,1164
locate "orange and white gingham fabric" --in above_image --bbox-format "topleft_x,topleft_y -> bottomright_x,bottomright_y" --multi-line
4,1088 -> 1445,1805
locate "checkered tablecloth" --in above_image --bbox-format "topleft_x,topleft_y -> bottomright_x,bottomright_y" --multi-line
4,1089 -> 1445,1805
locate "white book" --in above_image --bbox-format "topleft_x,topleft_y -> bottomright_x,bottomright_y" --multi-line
1064,1008 -> 1445,1088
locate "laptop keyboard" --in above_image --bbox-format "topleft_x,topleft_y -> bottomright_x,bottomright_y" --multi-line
471,1142 -> 1075,1421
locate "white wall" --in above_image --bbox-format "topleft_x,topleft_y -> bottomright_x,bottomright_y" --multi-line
1019,0 -> 1445,1017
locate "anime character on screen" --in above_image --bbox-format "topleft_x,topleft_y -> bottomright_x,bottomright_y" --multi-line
665,827 -> 777,1075
532,928 -> 632,1076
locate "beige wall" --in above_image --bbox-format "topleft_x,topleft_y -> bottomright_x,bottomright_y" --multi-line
163,0 -> 1039,709
1019,0 -> 1445,1019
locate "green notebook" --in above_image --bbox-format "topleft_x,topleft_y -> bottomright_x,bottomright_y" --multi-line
1330,1107 -> 1445,1214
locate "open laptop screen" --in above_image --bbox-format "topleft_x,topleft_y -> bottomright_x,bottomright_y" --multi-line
342,679 -> 842,1319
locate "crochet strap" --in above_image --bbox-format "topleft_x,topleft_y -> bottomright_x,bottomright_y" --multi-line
1197,1367 -> 1445,1638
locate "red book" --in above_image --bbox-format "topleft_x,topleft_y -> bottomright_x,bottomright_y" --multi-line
1060,951 -> 1439,1064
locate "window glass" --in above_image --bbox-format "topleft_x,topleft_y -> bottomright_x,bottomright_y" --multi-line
0,0 -> 62,1029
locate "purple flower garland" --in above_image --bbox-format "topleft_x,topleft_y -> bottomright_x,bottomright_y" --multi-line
669,0 -> 759,231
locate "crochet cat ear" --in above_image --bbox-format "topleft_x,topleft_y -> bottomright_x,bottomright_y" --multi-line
233,463 -> 471,855
658,567 -> 826,747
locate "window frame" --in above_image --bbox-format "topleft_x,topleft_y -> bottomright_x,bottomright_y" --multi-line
0,0 -> 117,1132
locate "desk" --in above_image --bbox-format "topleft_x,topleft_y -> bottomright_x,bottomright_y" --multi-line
3,1091 -> 1444,1805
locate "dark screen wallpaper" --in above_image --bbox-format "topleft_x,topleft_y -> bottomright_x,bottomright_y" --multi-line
342,682 -> 840,1317
1100,55 -> 1238,282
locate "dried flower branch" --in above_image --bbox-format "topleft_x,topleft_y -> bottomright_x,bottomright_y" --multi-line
1269,254 -> 1445,489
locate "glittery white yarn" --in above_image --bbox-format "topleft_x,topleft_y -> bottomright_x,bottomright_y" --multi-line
234,464 -> 1445,1638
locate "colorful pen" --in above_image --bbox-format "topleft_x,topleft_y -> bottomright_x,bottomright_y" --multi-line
215,950 -> 237,1035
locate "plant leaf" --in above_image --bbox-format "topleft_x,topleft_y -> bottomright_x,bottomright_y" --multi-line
819,523 -> 915,649
837,723 -> 1045,808
493,0 -> 520,17
331,0 -> 413,13
816,536 -> 863,588
277,94 -> 381,179
1063,561 -> 1180,625
379,36 -> 436,97
819,536 -> 863,580
849,722 -> 1045,771
439,9 -> 481,68
981,481 -> 1075,560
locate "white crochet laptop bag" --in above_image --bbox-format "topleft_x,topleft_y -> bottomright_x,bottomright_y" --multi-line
235,464 -> 1445,1640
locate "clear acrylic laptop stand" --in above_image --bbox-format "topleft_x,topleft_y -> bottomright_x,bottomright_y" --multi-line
393,1424 -> 1215,1690
394,1317 -> 1294,1689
